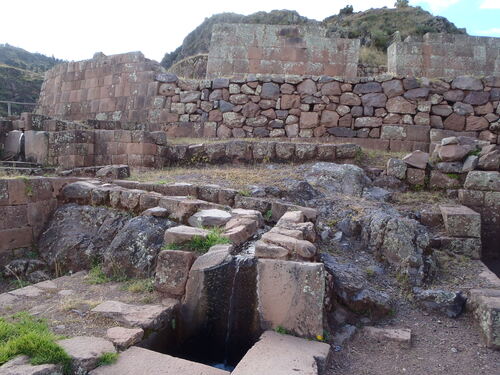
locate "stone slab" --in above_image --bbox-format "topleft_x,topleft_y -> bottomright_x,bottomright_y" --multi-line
232,331 -> 331,375
88,346 -> 229,375
256,259 -> 324,337
439,204 -> 481,238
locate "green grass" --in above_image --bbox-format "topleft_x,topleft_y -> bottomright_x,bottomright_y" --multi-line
263,210 -> 273,221
164,228 -> 231,254
86,264 -> 111,285
121,278 -> 154,293
445,173 -> 460,180
0,312 -> 71,371
97,352 -> 119,366
274,326 -> 290,335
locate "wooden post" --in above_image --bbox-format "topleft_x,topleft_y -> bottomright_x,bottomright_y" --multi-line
7,102 -> 11,116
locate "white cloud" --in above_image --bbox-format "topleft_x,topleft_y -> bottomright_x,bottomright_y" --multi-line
475,28 -> 500,36
480,0 -> 500,9
413,0 -> 460,13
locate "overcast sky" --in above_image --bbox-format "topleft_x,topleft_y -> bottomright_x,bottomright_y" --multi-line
1,0 -> 499,62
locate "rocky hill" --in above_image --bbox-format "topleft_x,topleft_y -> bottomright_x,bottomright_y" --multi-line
161,5 -> 465,69
0,44 -> 62,117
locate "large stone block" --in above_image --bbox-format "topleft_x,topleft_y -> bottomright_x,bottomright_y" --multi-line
256,259 -> 324,337
464,171 -> 500,192
439,204 -> 481,238
154,250 -> 196,297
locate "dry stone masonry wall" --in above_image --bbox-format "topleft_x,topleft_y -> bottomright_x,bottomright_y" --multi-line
206,24 -> 360,78
388,34 -> 500,78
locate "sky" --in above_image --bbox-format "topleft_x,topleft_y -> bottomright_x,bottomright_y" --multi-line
0,0 -> 499,63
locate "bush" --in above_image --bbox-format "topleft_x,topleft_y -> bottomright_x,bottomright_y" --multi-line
339,5 -> 354,16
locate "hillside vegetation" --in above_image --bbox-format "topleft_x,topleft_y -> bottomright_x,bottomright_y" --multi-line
0,44 -> 62,117
161,5 -> 465,69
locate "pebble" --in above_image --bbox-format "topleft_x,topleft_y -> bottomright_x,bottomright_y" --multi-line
451,347 -> 458,353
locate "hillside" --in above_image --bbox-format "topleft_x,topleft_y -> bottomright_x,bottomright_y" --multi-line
161,5 -> 466,69
0,44 -> 62,117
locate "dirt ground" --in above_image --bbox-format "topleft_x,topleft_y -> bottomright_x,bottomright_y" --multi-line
328,304 -> 500,375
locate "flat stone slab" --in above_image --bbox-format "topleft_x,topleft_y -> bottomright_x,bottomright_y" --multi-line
91,300 -> 177,330
439,204 -> 481,238
8,285 -> 43,298
164,225 -> 209,245
256,260 -> 324,337
402,150 -> 429,169
88,346 -> 229,375
0,293 -> 19,306
0,355 -> 62,375
58,336 -> 115,373
188,209 -> 232,227
106,327 -> 144,350
232,331 -> 330,375
363,326 -> 412,347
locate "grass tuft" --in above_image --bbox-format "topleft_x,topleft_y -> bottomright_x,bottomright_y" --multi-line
97,352 -> 118,366
0,312 -> 71,371
188,228 -> 231,254
121,278 -> 154,293
86,264 -> 110,285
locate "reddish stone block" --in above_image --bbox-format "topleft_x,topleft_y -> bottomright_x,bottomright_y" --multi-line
406,168 -> 426,186
0,227 -> 33,252
8,179 -> 28,205
0,205 -> 28,230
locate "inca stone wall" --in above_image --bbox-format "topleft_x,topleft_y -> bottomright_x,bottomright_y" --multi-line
36,52 -> 163,122
34,52 -> 500,152
388,33 -> 500,78
206,24 -> 360,78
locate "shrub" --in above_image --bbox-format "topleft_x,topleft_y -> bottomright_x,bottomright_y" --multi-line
188,228 -> 231,254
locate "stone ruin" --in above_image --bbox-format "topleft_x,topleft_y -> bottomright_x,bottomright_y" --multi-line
1,22 -> 500,375
389,33 -> 500,78
206,24 -> 360,78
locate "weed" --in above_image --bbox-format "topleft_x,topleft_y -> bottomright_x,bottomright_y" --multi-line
9,279 -> 31,289
410,184 -> 424,192
238,190 -> 251,197
162,243 -> 181,251
122,278 -> 154,293
274,326 -> 290,335
97,352 -> 118,366
85,264 -> 110,285
21,177 -> 33,197
468,149 -> 481,157
365,267 -> 376,279
0,312 -> 71,371
445,173 -> 460,180
188,228 -> 231,254
263,210 -> 273,221
326,219 -> 339,228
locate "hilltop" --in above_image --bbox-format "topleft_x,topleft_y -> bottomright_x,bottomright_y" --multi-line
161,5 -> 465,69
0,44 -> 62,116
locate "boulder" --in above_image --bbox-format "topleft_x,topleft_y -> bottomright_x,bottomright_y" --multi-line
141,206 -> 169,217
363,209 -> 430,286
38,204 -> 129,273
0,355 -> 62,375
154,250 -> 196,296
60,181 -> 96,203
305,162 -> 371,197
413,288 -> 466,318
321,253 -> 391,318
256,259 -> 325,337
103,216 -> 174,278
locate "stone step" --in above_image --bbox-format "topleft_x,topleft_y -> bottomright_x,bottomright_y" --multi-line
439,204 -> 481,238
232,331 -> 331,375
468,288 -> 500,349
91,300 -> 177,330
88,346 -> 229,375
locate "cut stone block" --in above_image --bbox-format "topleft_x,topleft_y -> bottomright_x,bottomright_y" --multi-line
402,150 -> 429,169
164,225 -> 209,245
254,240 -> 290,259
106,327 -> 144,350
468,289 -> 500,349
261,232 -> 316,259
363,326 -> 412,348
440,204 -> 481,238
224,223 -> 257,245
276,210 -> 305,225
188,209 -> 232,227
386,158 -> 407,180
141,206 -> 169,217
232,331 -> 331,375
154,250 -> 196,297
464,171 -> 500,192
91,300 -> 177,330
88,346 -> 229,375
256,259 -> 324,337
58,336 -> 115,373
440,237 -> 482,259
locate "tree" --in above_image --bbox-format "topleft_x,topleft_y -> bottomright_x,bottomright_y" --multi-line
395,0 -> 409,8
339,5 -> 354,16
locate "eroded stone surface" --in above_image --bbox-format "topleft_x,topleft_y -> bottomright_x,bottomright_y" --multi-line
106,327 -> 144,350
58,336 -> 116,373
